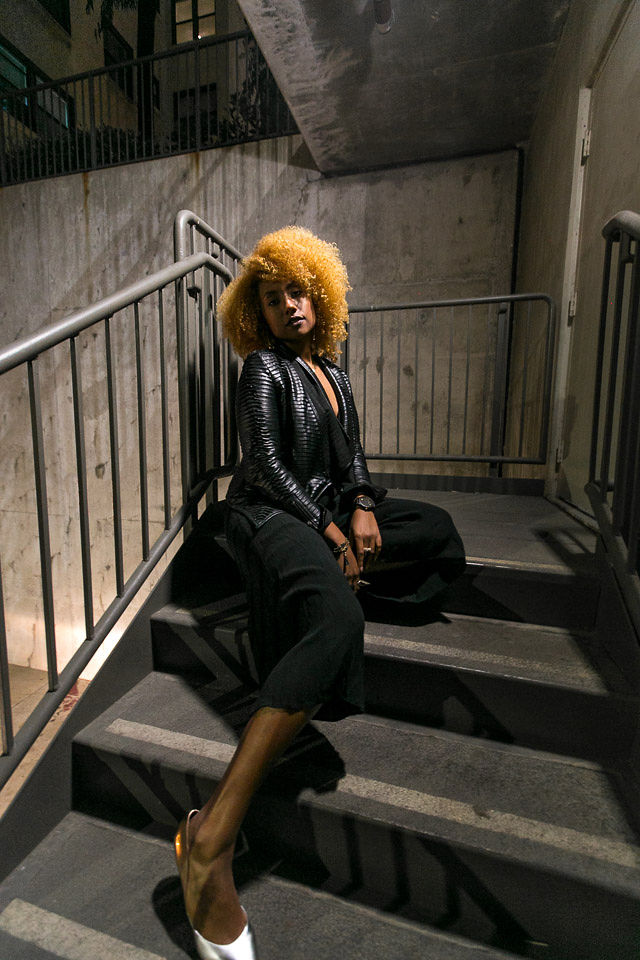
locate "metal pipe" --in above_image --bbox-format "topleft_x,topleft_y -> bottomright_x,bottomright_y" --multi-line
28,358 -> 58,692
105,317 -> 125,596
70,336 -> 94,640
158,289 -> 172,529
0,562 -> 13,756
134,302 -> 150,560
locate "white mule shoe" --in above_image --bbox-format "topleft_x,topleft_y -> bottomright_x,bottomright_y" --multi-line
175,810 -> 258,960
193,909 -> 257,960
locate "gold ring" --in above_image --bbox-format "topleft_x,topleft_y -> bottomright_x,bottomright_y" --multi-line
363,547 -> 373,553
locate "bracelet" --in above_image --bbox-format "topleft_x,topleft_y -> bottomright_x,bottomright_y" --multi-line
332,539 -> 349,557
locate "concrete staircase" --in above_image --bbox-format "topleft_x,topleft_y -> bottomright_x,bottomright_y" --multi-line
1,491 -> 639,959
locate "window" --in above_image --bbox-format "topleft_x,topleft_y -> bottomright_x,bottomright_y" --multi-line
173,83 -> 217,145
0,42 -> 28,92
103,21 -> 134,100
174,0 -> 215,44
1,37 -> 72,132
35,0 -> 71,34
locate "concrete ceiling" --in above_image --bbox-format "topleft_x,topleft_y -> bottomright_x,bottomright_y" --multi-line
237,0 -> 570,174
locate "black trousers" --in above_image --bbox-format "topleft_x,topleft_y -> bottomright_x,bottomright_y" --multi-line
225,498 -> 465,721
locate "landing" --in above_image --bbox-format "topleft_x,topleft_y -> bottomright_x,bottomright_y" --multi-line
387,491 -> 597,570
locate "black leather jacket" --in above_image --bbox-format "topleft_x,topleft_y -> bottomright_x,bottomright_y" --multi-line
226,340 -> 384,531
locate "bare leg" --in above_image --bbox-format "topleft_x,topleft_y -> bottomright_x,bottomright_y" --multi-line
177,705 -> 315,944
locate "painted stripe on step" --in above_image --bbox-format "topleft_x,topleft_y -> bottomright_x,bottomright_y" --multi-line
365,634 -> 601,685
0,899 -> 166,960
107,717 -> 236,762
106,718 -> 640,869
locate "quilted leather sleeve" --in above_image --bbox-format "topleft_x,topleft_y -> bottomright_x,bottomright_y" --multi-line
236,352 -> 328,530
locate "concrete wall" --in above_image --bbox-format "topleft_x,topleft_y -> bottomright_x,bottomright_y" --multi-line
0,136 -> 517,678
513,0 -> 640,504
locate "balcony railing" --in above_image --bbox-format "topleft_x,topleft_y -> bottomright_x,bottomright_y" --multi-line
0,31 -> 297,187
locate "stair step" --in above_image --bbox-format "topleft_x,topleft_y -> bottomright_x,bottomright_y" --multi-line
444,559 -> 600,629
72,672 -> 640,959
0,812 -> 521,960
151,602 -> 637,762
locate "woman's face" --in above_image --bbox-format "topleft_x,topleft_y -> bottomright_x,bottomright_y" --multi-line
258,278 -> 316,351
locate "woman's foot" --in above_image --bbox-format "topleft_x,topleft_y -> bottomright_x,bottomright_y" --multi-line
174,810 -> 248,947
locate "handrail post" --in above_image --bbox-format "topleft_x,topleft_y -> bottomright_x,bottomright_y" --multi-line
489,301 -> 511,476
194,39 -> 201,153
0,561 -> 14,757
88,76 -> 97,170
0,102 -> 7,187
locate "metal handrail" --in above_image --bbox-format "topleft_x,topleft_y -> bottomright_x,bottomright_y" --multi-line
0,249 -> 237,786
586,210 -> 640,637
0,252 -> 231,374
0,32 -> 254,99
602,210 -> 640,241
346,293 -> 556,466
0,32 -> 297,187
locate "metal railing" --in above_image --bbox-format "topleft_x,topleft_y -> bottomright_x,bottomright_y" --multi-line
0,206 -> 557,784
586,210 -> 640,635
0,217 -> 240,785
345,294 -> 555,466
0,31 -> 297,187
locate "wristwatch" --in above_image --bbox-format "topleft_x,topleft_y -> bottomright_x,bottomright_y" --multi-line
353,494 -> 376,512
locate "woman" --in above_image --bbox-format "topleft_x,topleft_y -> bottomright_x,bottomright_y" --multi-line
175,227 -> 465,960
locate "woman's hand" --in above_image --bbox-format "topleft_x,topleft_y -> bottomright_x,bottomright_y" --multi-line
323,521 -> 365,591
349,509 -> 382,573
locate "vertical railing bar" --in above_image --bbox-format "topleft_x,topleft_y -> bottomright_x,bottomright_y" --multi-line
212,272 -> 223,472
99,75 -> 105,167
50,91 -> 59,178
480,304 -> 491,455
430,307 -> 436,454
27,96 -> 36,180
88,75 -> 97,170
600,234 -> 631,509
613,238 -> 640,539
0,93 -> 7,187
589,238 -> 614,486
158,288 -> 172,529
396,312 -> 401,455
70,336 -> 95,639
65,83 -> 72,175
538,298 -> 556,462
413,312 -> 419,455
134,301 -> 150,560
105,69 -> 112,164
28,358 -> 58,691
73,80 -> 80,171
115,70 -> 122,162
463,303 -> 471,454
518,302 -> 531,458
194,40 -> 201,153
105,316 -> 125,595
446,306 -> 453,454
0,561 -> 14,756
141,60 -> 148,158
69,337 -> 94,640
41,94 -> 51,179
379,314 -> 384,454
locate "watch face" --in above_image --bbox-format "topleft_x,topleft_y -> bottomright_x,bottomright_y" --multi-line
355,495 -> 375,511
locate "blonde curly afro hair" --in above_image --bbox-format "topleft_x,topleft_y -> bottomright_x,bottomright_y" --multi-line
217,226 -> 351,362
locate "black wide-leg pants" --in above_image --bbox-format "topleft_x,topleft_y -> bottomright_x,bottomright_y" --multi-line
225,498 -> 465,721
